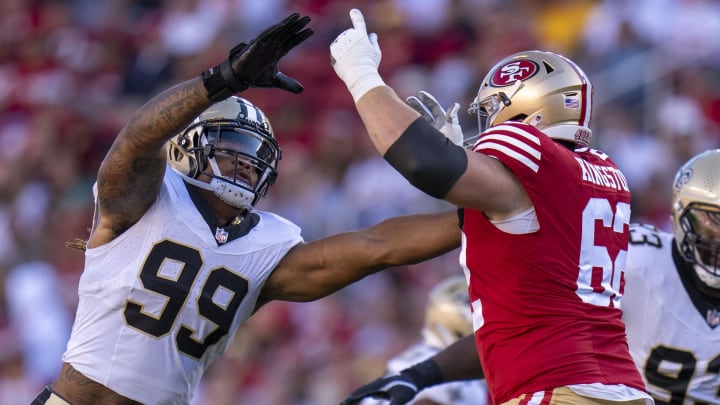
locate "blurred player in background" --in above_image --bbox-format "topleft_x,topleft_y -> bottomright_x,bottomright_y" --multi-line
624,149 -> 720,404
361,275 -> 488,405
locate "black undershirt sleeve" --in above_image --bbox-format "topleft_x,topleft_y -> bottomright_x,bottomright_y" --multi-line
383,117 -> 468,199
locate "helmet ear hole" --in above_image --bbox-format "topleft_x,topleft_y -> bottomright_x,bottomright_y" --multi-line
167,135 -> 201,178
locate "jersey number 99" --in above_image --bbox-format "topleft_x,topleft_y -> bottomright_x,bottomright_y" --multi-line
123,240 -> 249,359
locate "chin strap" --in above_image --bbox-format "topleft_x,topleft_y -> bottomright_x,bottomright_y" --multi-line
177,169 -> 254,210
182,138 -> 255,210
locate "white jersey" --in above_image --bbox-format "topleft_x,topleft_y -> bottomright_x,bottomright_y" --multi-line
62,168 -> 303,405
623,223 -> 720,404
362,341 -> 488,405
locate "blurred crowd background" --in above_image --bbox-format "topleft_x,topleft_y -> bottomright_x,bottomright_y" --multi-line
0,0 -> 719,404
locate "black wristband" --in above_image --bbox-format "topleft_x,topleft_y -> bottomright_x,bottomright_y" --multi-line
383,118 -> 468,199
403,359 -> 443,390
201,65 -> 237,102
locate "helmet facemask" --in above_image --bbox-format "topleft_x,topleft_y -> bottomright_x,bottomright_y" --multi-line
671,149 -> 720,291
676,203 -> 720,288
167,97 -> 280,210
467,80 -> 522,148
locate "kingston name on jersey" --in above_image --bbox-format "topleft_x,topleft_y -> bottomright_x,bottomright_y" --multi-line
575,155 -> 630,192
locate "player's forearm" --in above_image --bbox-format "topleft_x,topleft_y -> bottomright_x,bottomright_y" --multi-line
120,78 -> 212,150
376,210 -> 461,264
355,86 -> 421,155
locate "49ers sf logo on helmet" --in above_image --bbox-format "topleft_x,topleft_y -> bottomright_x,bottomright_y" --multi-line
490,60 -> 538,87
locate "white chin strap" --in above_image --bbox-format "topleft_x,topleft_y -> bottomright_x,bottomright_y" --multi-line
181,175 -> 255,210
693,262 -> 720,289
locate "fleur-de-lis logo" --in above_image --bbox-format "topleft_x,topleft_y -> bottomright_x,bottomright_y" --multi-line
674,168 -> 693,192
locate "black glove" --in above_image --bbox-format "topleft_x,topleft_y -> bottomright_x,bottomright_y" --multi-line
202,13 -> 313,101
340,360 -> 442,405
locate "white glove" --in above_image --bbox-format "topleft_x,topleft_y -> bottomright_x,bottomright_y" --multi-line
406,91 -> 464,146
330,9 -> 385,102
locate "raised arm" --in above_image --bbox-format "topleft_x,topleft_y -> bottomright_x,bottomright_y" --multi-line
258,210 -> 461,305
88,13 -> 313,248
90,80 -> 210,248
330,9 -> 529,218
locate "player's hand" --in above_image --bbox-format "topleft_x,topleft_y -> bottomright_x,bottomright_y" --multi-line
406,91 -> 464,146
202,13 -> 313,101
339,371 -> 420,405
330,8 -> 385,102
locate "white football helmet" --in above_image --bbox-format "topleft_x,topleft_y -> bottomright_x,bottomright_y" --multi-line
422,275 -> 472,348
167,96 -> 280,210
467,50 -> 593,148
671,149 -> 720,289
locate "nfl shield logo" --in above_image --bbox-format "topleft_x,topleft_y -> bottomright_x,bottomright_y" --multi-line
215,227 -> 229,244
707,308 -> 720,327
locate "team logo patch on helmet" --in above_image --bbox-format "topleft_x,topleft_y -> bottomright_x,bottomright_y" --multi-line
674,168 -> 693,192
491,60 -> 539,87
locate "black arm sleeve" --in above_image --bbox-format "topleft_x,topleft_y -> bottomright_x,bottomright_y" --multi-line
383,117 -> 468,199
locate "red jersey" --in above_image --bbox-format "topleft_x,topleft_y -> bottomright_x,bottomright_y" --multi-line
461,122 -> 644,404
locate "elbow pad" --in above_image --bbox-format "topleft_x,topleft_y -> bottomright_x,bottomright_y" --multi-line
383,118 -> 468,198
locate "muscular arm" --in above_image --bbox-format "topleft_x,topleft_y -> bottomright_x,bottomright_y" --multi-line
258,210 -> 461,304
354,87 -> 530,218
88,78 -> 212,248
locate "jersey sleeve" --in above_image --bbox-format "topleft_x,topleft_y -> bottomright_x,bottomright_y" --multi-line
472,122 -> 543,178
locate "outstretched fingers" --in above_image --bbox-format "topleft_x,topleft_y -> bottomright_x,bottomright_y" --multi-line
258,13 -> 313,48
417,91 -> 446,120
406,96 -> 434,122
349,8 -> 367,33
282,25 -> 314,52
274,72 -> 304,94
447,102 -> 460,124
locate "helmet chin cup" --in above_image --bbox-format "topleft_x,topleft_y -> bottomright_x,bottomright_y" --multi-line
693,263 -> 720,289
179,175 -> 255,210
208,177 -> 254,210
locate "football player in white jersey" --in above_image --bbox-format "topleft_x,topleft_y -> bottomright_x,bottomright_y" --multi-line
623,149 -> 720,404
30,13 -> 463,405
361,275 -> 488,405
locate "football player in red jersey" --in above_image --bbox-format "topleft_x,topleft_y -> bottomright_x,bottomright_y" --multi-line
331,8 -> 653,405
